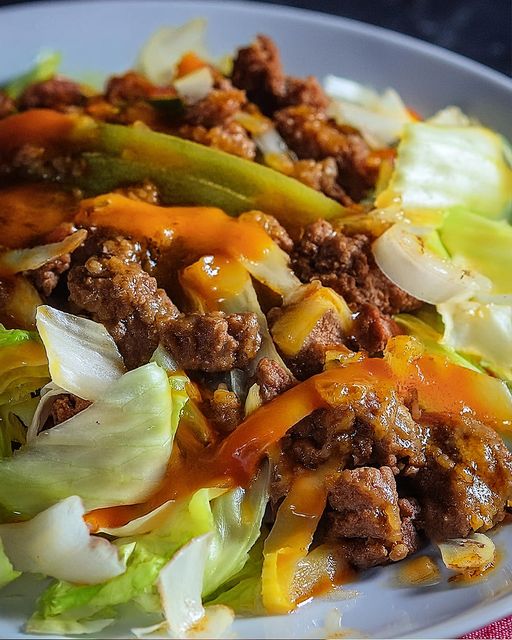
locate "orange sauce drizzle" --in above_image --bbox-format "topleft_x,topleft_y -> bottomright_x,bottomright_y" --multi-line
76,193 -> 274,262
0,183 -> 79,248
85,351 -> 512,531
0,109 -> 76,156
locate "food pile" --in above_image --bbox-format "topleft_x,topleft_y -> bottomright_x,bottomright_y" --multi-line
0,21 -> 511,637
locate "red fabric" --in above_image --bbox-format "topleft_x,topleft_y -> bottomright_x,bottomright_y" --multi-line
462,616 -> 512,639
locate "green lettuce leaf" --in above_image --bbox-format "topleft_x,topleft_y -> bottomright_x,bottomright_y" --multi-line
0,325 -> 49,457
377,122 -> 512,220
30,469 -> 269,634
0,538 -> 20,589
0,363 -> 188,519
2,52 -> 61,99
394,313 -> 482,372
439,209 -> 512,295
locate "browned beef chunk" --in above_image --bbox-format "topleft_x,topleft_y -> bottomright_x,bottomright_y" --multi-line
231,35 -> 328,114
30,255 -> 71,297
412,416 -> 512,540
283,395 -> 424,474
0,91 -> 16,118
254,357 -> 295,403
51,394 -> 91,425
241,211 -> 293,253
270,308 -> 347,379
104,71 -> 158,104
274,105 -> 375,200
68,255 -> 179,369
231,35 -> 286,114
18,77 -> 85,111
291,220 -> 421,315
283,76 -> 329,111
327,467 -> 421,569
183,88 -> 247,128
176,122 -> 256,159
28,222 -> 77,297
72,231 -> 157,274
202,387 -> 243,433
163,312 -> 261,372
290,158 -> 352,206
349,303 -> 400,355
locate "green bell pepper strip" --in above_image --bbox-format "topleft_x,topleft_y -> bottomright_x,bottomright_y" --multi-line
0,109 -> 346,228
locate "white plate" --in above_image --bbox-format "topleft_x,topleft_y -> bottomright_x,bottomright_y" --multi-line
1,2 -> 512,638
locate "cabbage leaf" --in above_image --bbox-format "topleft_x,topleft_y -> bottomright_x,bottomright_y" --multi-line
0,363 -> 187,519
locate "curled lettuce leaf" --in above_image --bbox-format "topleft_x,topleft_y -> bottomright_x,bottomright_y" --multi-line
0,325 -> 49,457
0,363 -> 187,518
36,306 -> 126,401
0,496 -> 126,583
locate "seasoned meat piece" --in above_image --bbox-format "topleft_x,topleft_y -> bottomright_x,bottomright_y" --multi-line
327,467 -> 421,569
284,394 -> 424,474
18,77 -> 85,111
68,255 -> 179,369
105,71 -> 158,104
350,303 -> 400,355
183,88 -> 247,128
202,387 -> 243,433
163,312 -> 261,372
30,222 -> 77,297
241,211 -> 293,253
413,416 -> 512,540
232,35 -> 328,114
232,35 -> 286,114
51,394 -> 91,425
290,158 -> 352,206
177,122 -> 256,159
72,231 -> 156,274
291,220 -> 421,315
0,91 -> 15,119
277,309 -> 347,379
274,105 -> 375,199
283,76 -> 329,111
254,357 -> 295,403
30,255 -> 71,297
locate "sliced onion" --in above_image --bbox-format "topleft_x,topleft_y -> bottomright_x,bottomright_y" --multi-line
0,229 -> 87,276
438,533 -> 495,573
323,74 -> 380,107
174,66 -> 214,104
372,224 -> 489,304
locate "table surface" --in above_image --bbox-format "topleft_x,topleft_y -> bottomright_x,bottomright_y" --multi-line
0,0 -> 511,76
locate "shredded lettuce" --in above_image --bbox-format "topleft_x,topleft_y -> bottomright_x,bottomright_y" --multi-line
30,469 -> 268,634
0,363 -> 188,518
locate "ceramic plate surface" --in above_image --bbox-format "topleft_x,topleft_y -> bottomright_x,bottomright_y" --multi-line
1,2 -> 512,638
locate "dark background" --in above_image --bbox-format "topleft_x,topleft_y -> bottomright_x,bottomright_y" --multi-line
0,0 -> 511,76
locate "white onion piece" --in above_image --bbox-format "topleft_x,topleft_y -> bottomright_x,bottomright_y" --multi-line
323,74 -> 380,107
174,67 -> 214,104
0,229 -> 87,275
438,533 -> 495,572
372,224 -> 487,304
36,305 -> 125,401
135,19 -> 210,85
0,496 -> 126,584
253,127 -> 292,157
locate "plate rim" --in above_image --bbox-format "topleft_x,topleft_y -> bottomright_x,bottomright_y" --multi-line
0,1 -> 511,638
